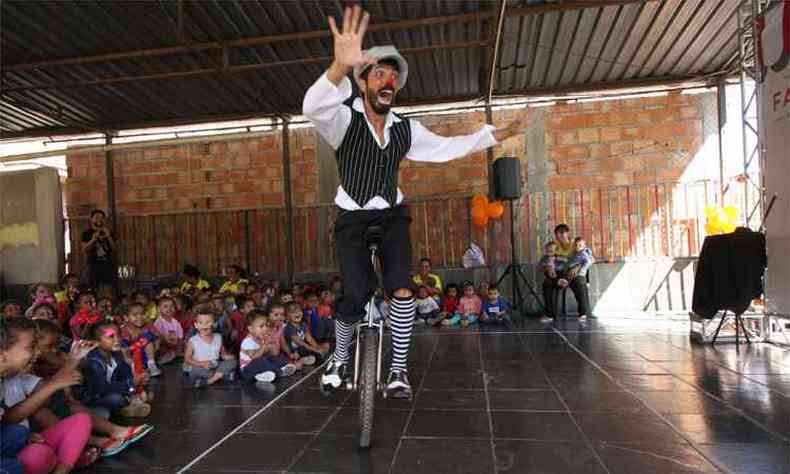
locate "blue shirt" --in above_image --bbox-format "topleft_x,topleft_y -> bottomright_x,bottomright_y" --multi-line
283,321 -> 308,351
482,297 -> 510,317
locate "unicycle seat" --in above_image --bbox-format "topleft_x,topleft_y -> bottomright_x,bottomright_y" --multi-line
365,225 -> 383,251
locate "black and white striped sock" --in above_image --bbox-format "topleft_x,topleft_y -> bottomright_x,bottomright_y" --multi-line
333,319 -> 355,365
389,296 -> 416,373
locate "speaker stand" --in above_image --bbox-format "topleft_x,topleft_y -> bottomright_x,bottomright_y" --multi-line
495,200 -> 544,319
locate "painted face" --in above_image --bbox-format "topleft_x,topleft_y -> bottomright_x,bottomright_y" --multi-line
31,305 -> 55,321
126,306 -> 146,328
158,300 -> 176,318
195,314 -> 214,335
363,64 -> 399,115
269,307 -> 285,327
1,330 -> 36,372
97,326 -> 121,351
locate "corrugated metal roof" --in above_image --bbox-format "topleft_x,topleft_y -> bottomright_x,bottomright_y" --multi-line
0,0 -> 739,139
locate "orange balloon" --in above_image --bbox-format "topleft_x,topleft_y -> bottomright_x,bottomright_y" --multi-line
471,205 -> 487,220
472,194 -> 489,208
472,214 -> 489,227
486,201 -> 505,219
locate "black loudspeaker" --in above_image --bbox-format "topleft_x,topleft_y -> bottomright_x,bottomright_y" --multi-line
493,156 -> 522,200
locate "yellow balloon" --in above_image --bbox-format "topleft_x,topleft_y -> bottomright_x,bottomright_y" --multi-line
704,206 -> 717,219
723,205 -> 738,223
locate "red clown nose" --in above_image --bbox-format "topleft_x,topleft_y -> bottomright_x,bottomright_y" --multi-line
385,76 -> 396,89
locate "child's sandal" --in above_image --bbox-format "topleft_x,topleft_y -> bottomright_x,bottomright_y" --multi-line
100,438 -> 130,458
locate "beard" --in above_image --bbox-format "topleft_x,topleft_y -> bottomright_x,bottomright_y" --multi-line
365,84 -> 395,115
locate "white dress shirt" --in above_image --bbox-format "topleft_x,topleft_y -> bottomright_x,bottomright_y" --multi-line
303,72 -> 498,210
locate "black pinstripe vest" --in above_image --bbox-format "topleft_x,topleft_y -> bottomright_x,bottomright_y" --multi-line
335,108 -> 412,208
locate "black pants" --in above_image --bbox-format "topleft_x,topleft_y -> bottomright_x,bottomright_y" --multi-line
542,275 -> 590,317
334,205 -> 414,324
87,262 -> 118,294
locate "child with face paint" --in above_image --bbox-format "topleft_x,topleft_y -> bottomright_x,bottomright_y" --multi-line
183,306 -> 237,388
77,322 -> 151,418
68,293 -> 100,341
120,303 -> 162,378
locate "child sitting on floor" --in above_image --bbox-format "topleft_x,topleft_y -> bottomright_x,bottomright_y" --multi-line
317,290 -> 333,319
239,311 -> 297,383
1,318 -> 99,474
283,303 -> 325,365
78,322 -> 151,418
121,303 -> 161,377
457,281 -> 482,328
438,284 -> 460,326
183,306 -> 237,388
68,293 -> 100,341
415,285 -> 440,325
152,296 -> 184,366
481,284 -> 511,324
227,297 -> 254,351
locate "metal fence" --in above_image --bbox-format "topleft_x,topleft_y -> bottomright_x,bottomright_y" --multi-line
66,180 -> 720,278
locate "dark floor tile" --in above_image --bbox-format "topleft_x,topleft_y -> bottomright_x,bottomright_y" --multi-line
548,373 -> 624,393
422,371 -> 484,390
486,370 -> 552,389
697,442 -> 790,474
613,374 -> 698,391
390,438 -> 495,474
491,411 -> 585,441
745,374 -> 790,395
406,409 -> 491,438
574,413 -> 688,444
240,407 -> 335,433
561,390 -> 648,414
189,433 -> 312,472
143,405 -> 261,432
495,440 -> 607,474
593,441 -> 721,473
637,391 -> 733,414
415,389 -> 487,410
488,390 -> 566,411
323,408 -> 410,438
430,357 -> 482,371
92,429 -> 216,473
666,413 -> 785,444
277,387 -> 350,407
288,435 -> 398,473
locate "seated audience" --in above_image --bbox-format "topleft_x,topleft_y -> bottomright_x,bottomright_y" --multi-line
183,306 -> 237,388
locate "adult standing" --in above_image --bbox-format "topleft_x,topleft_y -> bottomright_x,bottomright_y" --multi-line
541,223 -> 592,320
303,5 -> 526,399
80,210 -> 118,295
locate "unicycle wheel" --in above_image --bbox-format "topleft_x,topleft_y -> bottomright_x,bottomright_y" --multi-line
358,327 -> 378,448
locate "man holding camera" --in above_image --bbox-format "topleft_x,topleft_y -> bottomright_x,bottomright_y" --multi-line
80,209 -> 118,294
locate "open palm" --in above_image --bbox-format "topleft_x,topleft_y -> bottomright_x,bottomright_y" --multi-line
328,5 -> 376,69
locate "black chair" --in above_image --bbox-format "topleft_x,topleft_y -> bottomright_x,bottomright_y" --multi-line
553,272 -> 591,319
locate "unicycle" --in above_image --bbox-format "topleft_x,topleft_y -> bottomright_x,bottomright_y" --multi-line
346,225 -> 386,448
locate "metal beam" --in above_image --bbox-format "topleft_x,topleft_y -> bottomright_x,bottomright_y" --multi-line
3,0 -> 656,73
1,40 -> 490,93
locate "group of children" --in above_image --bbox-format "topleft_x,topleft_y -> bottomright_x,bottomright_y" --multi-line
0,266 -> 340,473
408,281 -> 511,328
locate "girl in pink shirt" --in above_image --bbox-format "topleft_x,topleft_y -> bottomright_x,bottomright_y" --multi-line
457,282 -> 482,328
152,296 -> 184,364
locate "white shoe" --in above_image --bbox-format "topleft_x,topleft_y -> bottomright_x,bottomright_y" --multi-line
414,318 -> 425,325
300,355 -> 317,366
255,371 -> 276,383
280,364 -> 297,377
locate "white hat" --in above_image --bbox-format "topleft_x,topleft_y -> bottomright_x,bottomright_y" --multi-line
353,45 -> 408,89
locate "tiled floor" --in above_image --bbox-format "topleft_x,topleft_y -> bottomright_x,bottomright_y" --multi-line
93,318 -> 790,473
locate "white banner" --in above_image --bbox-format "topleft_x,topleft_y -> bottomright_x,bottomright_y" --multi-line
759,1 -> 790,317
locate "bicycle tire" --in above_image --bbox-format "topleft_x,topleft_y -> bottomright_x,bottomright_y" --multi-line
358,327 -> 378,449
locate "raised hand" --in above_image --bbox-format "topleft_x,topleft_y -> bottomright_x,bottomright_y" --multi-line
328,5 -> 376,70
